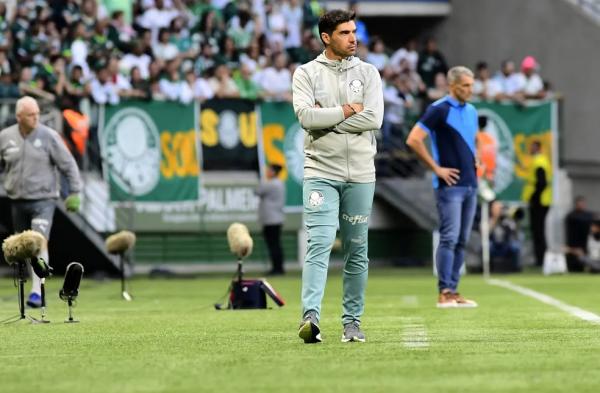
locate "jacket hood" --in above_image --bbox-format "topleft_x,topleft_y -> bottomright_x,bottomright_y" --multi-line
315,51 -> 361,72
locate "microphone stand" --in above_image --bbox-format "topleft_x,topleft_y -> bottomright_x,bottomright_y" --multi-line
2,261 -> 45,324
65,296 -> 78,323
39,278 -> 50,323
236,258 -> 243,283
120,252 -> 132,301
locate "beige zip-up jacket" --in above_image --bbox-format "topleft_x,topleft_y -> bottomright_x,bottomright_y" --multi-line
292,52 -> 383,183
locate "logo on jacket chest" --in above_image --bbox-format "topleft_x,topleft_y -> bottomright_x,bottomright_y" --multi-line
349,79 -> 364,94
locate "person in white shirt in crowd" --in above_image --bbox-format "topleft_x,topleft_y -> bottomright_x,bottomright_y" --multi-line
282,0 -> 303,51
121,40 -> 153,79
227,7 -> 257,51
515,55 -> 546,100
69,21 -> 91,78
153,27 -> 180,61
492,60 -> 521,101
366,36 -> 389,71
257,52 -> 292,102
472,61 -> 499,100
137,0 -> 182,44
90,64 -> 120,105
208,63 -> 240,98
390,38 -> 418,72
184,70 -> 215,103
266,0 -> 287,49
159,59 -> 194,103
240,39 -> 268,75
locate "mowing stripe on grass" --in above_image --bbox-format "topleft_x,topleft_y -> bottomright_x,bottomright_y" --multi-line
400,317 -> 429,350
488,278 -> 600,324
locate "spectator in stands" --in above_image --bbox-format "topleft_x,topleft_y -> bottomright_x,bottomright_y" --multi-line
584,219 -> 600,272
473,61 -> 499,101
129,66 -> 152,100
492,60 -> 521,101
170,16 -> 198,60
184,69 -> 214,102
69,21 -> 91,77
425,72 -> 448,103
137,0 -> 182,44
0,96 -> 82,308
63,64 -> 92,110
258,52 -> 292,102
397,58 -> 425,97
153,27 -> 179,61
515,55 -> 546,100
107,10 -> 135,51
90,64 -> 120,105
382,73 -> 414,150
121,40 -> 152,79
265,0 -> 286,50
159,59 -> 193,103
417,37 -> 448,89
240,39 -> 268,74
208,62 -> 240,98
194,41 -> 217,76
523,140 -> 552,266
390,38 -> 418,72
195,8 -> 224,51
234,62 -> 261,100
489,200 -> 522,272
564,196 -> 595,272
366,36 -> 389,71
227,7 -> 256,51
282,0 -> 304,55
215,35 -> 240,69
255,163 -> 286,275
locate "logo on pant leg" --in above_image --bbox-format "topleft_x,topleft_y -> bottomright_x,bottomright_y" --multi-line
308,191 -> 324,207
342,213 -> 368,225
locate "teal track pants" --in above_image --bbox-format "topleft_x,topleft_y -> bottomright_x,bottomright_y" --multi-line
301,178 -> 375,325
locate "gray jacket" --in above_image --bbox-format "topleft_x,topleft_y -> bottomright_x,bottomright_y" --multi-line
292,52 -> 383,183
0,123 -> 81,200
255,178 -> 285,226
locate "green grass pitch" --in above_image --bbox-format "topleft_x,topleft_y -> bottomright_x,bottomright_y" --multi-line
1,269 -> 599,393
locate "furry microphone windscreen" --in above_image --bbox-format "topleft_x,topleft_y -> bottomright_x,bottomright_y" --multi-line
2,230 -> 45,265
227,222 -> 253,259
105,231 -> 136,255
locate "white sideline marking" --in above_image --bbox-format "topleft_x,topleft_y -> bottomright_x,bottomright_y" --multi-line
488,278 -> 600,324
400,317 -> 429,350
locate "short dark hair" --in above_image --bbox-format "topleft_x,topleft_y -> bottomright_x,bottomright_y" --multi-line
478,115 -> 488,129
270,164 -> 283,176
318,10 -> 355,45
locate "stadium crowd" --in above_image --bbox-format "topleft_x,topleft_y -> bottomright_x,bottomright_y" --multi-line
0,1 -> 550,112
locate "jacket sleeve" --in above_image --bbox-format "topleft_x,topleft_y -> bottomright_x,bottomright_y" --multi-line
292,66 -> 345,130
334,65 -> 384,133
48,130 -> 82,194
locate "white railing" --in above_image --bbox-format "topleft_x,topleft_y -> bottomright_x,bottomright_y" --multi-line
566,0 -> 600,23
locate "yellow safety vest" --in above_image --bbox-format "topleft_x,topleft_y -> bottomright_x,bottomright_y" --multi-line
522,153 -> 552,206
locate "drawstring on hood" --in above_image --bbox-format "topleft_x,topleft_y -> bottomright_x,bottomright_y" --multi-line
315,52 -> 361,73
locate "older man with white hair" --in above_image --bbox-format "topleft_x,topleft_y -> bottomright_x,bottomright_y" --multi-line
0,96 -> 82,308
407,66 -> 479,309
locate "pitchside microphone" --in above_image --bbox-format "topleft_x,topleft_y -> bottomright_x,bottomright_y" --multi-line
105,231 -> 136,255
2,230 -> 52,322
2,230 -> 52,277
227,223 -> 253,260
105,230 -> 136,301
60,262 -> 84,323
60,262 -> 84,302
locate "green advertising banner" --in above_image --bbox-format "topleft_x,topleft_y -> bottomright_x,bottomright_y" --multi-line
473,100 -> 556,202
100,101 -> 200,202
200,98 -> 258,171
258,101 -> 304,210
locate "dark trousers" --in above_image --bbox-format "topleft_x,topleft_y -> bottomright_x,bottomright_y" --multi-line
529,204 -> 549,266
263,225 -> 284,273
